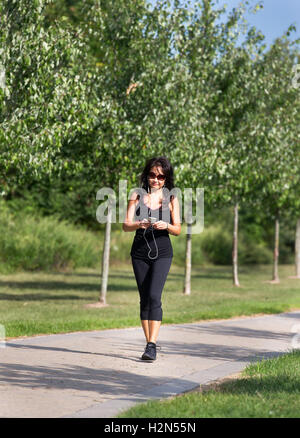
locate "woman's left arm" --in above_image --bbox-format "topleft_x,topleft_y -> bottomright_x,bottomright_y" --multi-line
168,196 -> 181,236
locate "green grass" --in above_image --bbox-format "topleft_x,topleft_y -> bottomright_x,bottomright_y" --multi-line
0,263 -> 300,338
117,350 -> 300,418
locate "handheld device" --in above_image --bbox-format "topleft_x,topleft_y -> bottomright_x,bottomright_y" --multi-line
143,216 -> 159,259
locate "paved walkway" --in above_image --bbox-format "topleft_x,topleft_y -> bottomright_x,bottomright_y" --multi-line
0,311 -> 299,418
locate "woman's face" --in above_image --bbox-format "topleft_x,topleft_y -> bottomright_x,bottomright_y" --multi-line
148,166 -> 166,190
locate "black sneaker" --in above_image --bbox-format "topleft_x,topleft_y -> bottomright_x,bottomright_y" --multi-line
141,342 -> 157,361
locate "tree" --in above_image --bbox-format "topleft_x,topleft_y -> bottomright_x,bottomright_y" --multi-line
248,35 -> 300,283
201,5 -> 299,287
196,2 -> 268,286
0,0 -> 100,189
134,0 -> 266,293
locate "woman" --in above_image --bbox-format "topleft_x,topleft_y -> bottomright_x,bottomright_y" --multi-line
123,157 -> 181,361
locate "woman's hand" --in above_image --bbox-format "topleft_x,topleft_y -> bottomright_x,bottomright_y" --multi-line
139,219 -> 151,229
153,220 -> 168,230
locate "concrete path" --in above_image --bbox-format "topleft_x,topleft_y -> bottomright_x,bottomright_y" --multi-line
0,311 -> 299,418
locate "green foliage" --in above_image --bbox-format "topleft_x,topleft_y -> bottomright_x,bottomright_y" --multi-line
0,0 -> 299,275
200,226 -> 232,265
200,225 -> 273,265
0,0 -> 100,183
0,200 -> 102,273
4,175 -> 101,230
1,196 -> 295,271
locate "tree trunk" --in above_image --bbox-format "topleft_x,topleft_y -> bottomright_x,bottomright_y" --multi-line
99,207 -> 112,305
183,222 -> 192,295
232,202 -> 240,287
272,216 -> 280,283
295,218 -> 300,278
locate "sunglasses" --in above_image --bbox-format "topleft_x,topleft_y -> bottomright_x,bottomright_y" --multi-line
148,172 -> 166,181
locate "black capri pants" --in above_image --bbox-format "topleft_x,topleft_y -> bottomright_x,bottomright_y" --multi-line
131,257 -> 173,321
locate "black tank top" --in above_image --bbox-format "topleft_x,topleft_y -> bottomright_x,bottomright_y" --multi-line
130,192 -> 173,259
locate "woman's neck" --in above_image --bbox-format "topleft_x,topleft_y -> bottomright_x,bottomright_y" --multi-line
149,187 -> 162,195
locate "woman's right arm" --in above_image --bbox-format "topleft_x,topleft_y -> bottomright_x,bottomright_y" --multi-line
123,192 -> 151,232
122,192 -> 146,232
123,197 -> 141,232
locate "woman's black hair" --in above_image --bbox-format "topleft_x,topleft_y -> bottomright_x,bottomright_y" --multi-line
139,156 -> 175,201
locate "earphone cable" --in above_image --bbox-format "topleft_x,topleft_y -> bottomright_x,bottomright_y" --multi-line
143,225 -> 159,260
